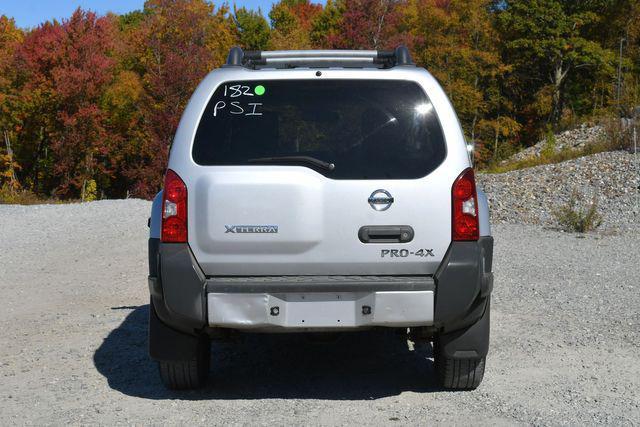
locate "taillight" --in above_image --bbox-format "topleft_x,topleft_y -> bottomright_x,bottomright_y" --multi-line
161,169 -> 187,243
452,168 -> 479,241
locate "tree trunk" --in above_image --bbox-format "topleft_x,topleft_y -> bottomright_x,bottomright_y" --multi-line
3,130 -> 18,191
493,116 -> 500,159
471,75 -> 480,143
372,0 -> 390,49
551,61 -> 569,125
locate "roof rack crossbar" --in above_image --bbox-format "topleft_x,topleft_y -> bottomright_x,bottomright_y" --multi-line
257,50 -> 379,59
225,46 -> 414,69
264,56 -> 375,65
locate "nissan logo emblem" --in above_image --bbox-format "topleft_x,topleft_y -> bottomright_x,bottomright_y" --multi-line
368,189 -> 394,211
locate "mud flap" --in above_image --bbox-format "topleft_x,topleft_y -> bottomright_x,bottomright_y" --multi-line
148,299 -> 207,362
436,299 -> 490,360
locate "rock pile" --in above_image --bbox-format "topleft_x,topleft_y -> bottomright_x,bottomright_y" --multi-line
478,151 -> 640,231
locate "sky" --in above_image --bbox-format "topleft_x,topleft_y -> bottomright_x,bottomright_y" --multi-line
0,0 -> 291,29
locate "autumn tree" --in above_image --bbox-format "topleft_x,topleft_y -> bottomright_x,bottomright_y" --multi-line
328,0 -> 407,49
11,9 -> 117,198
123,0 -> 235,197
0,16 -> 22,124
269,0 -> 323,49
0,16 -> 23,191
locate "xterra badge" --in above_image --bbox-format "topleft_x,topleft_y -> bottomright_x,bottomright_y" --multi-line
225,225 -> 278,233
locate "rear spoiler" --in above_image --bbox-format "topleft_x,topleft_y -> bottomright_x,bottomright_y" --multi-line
225,46 -> 415,69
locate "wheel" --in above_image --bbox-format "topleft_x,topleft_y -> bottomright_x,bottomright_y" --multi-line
149,299 -> 210,390
158,341 -> 210,390
433,343 -> 485,390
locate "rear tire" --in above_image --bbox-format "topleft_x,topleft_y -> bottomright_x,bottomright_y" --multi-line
158,344 -> 210,390
433,347 -> 485,390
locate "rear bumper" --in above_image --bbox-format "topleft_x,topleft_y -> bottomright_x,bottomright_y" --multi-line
148,236 -> 493,335
205,276 -> 434,329
208,291 -> 434,330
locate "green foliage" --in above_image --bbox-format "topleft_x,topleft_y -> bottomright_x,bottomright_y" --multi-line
0,150 -> 19,190
540,127 -> 557,158
82,179 -> 97,202
309,0 -> 343,47
484,146 -> 583,173
0,183 -> 40,204
269,2 -> 297,32
497,0 -> 617,128
234,7 -> 270,50
553,192 -> 602,233
483,133 -> 622,174
117,9 -> 147,31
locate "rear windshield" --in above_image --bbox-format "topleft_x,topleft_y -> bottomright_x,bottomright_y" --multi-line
192,79 -> 446,179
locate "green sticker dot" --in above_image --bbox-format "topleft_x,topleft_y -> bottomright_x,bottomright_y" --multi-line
254,85 -> 266,96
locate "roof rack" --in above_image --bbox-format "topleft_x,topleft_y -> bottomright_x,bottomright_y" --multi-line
225,46 -> 415,70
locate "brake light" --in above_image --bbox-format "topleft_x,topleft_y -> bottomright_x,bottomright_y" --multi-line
452,168 -> 479,241
161,169 -> 187,243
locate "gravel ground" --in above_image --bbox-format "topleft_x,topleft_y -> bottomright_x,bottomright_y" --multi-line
478,151 -> 640,231
1,200 -> 639,425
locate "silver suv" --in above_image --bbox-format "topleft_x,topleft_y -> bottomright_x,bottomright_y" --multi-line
147,47 -> 494,391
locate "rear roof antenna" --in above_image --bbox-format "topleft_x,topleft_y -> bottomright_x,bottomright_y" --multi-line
226,46 -> 244,66
394,46 -> 414,66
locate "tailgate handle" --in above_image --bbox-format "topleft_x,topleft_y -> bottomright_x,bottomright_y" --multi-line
358,226 -> 414,243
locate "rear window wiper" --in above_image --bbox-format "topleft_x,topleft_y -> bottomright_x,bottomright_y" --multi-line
247,156 -> 336,172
